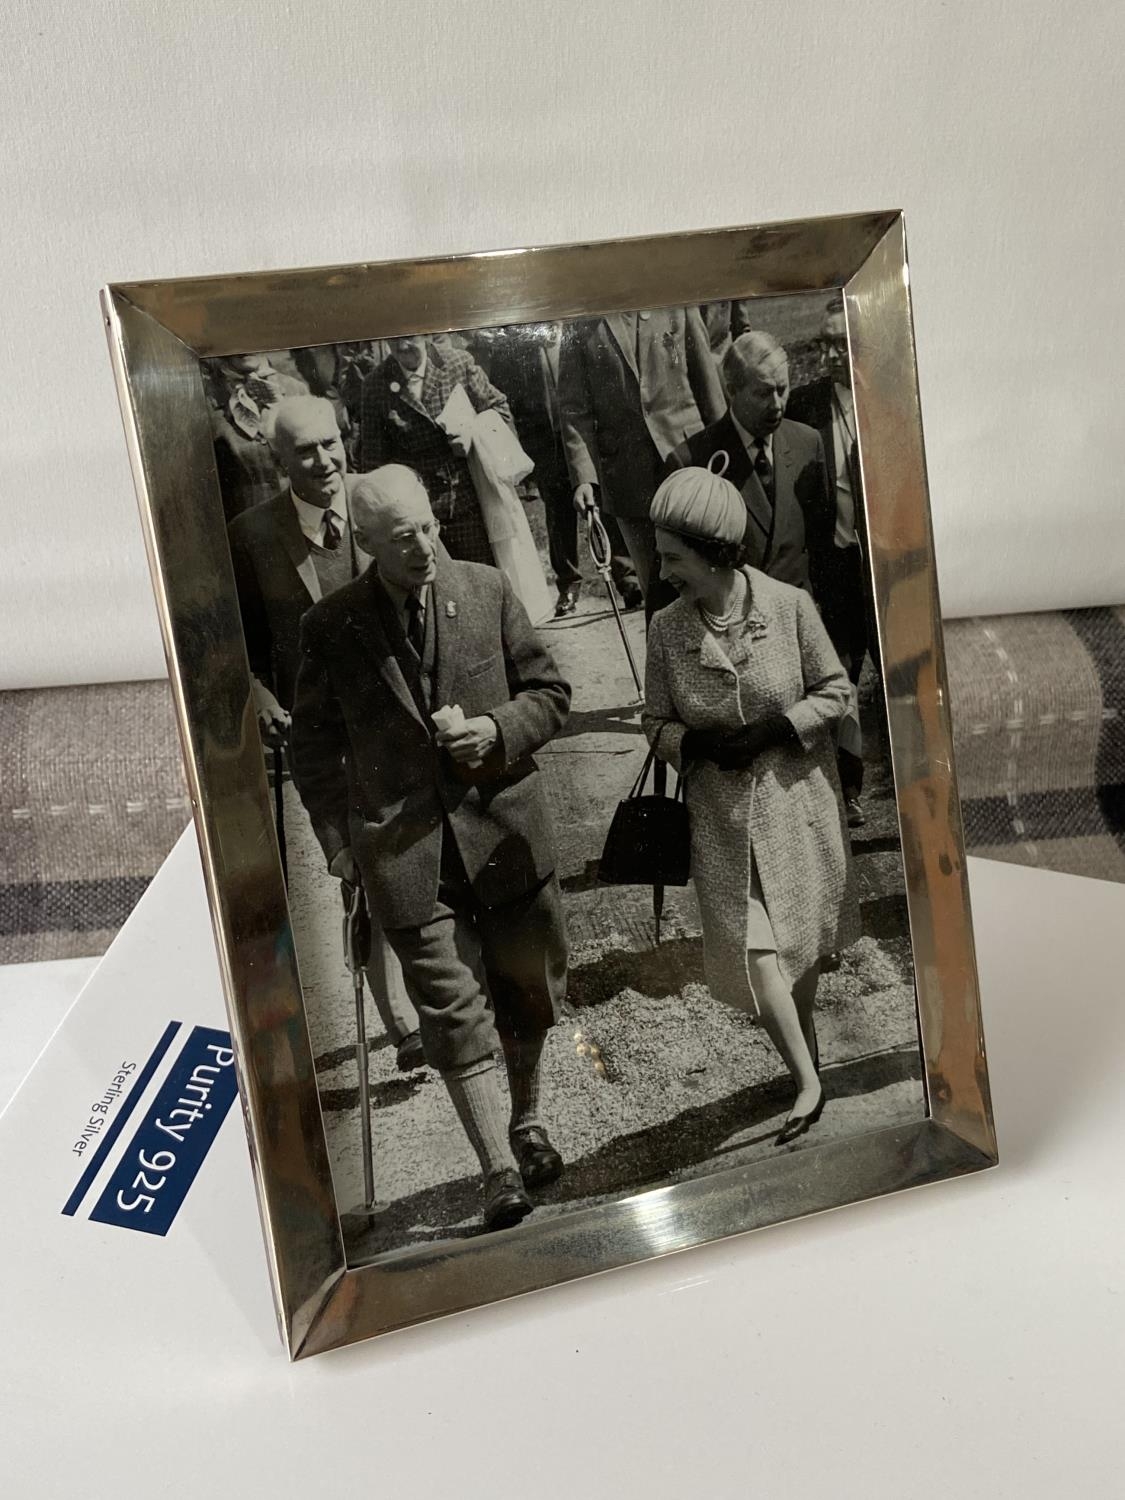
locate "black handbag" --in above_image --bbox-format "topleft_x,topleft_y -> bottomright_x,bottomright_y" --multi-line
598,735 -> 690,887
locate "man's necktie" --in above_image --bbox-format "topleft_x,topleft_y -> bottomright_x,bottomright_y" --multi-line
320,509 -> 342,551
753,441 -> 774,498
405,592 -> 424,657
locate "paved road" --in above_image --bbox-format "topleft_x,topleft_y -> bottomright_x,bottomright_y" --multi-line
282,585 -> 923,1259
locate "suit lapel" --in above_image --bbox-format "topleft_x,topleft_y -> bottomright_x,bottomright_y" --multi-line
740,464 -> 774,550
773,422 -> 797,508
541,341 -> 561,433
418,347 -> 448,420
352,574 -> 427,727
604,314 -> 639,380
385,356 -> 435,424
275,492 -> 321,602
429,553 -> 460,714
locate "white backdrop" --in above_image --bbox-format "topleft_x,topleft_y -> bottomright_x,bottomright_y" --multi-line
3,0 -> 1124,689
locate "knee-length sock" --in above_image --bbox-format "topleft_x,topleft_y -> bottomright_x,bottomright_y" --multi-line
443,1058 -> 517,1178
501,1031 -> 547,1137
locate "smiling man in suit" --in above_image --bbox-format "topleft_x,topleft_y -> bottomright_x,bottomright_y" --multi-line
226,395 -> 423,1071
667,331 -> 831,595
290,464 -> 571,1231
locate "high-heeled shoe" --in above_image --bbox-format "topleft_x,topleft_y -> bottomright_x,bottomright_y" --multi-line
775,1086 -> 826,1146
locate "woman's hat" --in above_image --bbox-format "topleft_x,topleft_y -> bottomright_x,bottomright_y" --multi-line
649,453 -> 745,544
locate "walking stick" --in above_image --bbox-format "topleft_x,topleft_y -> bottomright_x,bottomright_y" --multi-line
583,503 -> 644,703
342,879 -> 378,1217
272,745 -> 288,887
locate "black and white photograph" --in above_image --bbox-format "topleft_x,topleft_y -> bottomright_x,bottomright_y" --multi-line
208,293 -> 924,1260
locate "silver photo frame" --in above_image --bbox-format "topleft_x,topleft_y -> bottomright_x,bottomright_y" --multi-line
102,213 -> 996,1359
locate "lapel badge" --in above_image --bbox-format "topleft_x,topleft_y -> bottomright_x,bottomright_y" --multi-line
662,329 -> 681,366
389,381 -> 401,394
445,600 -> 458,618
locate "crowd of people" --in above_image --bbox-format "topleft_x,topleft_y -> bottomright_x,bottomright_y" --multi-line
213,298 -> 881,1234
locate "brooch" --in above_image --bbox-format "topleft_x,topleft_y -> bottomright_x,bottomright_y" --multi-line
445,601 -> 458,618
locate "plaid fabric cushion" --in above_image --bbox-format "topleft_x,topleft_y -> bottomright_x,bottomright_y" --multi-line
0,681 -> 190,961
3,605 -> 1123,962
946,606 -> 1125,882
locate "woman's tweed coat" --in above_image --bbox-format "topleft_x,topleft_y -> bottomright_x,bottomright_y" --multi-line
643,568 -> 861,1008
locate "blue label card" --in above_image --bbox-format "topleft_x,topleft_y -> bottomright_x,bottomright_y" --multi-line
89,1026 -> 237,1236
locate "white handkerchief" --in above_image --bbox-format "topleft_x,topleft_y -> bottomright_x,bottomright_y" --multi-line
435,383 -> 476,446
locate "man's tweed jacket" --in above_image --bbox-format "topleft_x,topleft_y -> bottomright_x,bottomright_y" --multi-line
290,551 -> 570,929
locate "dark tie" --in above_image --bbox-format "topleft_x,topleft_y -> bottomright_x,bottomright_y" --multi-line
320,509 -> 342,550
405,592 -> 424,657
753,440 -> 774,497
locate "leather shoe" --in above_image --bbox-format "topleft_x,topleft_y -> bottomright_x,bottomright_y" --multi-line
554,584 -> 581,618
775,1087 -> 826,1147
395,1032 -> 426,1072
510,1126 -> 563,1189
845,796 -> 866,828
483,1168 -> 533,1230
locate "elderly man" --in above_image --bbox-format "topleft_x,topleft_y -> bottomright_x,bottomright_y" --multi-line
667,331 -> 831,594
226,394 -> 423,1071
290,464 -> 571,1231
557,308 -> 725,612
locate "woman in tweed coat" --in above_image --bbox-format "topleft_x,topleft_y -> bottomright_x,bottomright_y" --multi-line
643,466 -> 860,1144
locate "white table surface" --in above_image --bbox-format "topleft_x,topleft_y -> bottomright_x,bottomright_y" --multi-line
0,955 -> 97,1114
2,854 -> 1123,1497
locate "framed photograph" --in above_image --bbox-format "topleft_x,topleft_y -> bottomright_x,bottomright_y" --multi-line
103,213 -> 996,1359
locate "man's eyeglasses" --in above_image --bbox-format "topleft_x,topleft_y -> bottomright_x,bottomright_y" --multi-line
389,519 -> 441,553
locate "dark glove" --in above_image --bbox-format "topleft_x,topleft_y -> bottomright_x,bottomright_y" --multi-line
680,728 -> 730,766
714,714 -> 800,771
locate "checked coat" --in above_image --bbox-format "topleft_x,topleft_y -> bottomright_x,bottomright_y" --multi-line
356,343 -> 512,562
643,568 -> 860,1004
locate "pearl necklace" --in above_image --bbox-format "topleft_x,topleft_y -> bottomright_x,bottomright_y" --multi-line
698,575 -> 746,634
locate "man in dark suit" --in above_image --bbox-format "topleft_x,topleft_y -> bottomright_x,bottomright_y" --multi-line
787,308 -> 873,675
558,308 -> 726,611
290,465 -> 571,1231
487,322 -> 638,616
226,396 -> 423,1069
357,335 -> 511,567
788,307 -> 878,824
667,331 -> 831,596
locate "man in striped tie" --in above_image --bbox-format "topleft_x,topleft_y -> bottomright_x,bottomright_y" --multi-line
227,395 -> 424,1073
665,331 -> 830,596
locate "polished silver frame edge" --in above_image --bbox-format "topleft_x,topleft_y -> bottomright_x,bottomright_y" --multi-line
102,211 -> 996,1360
